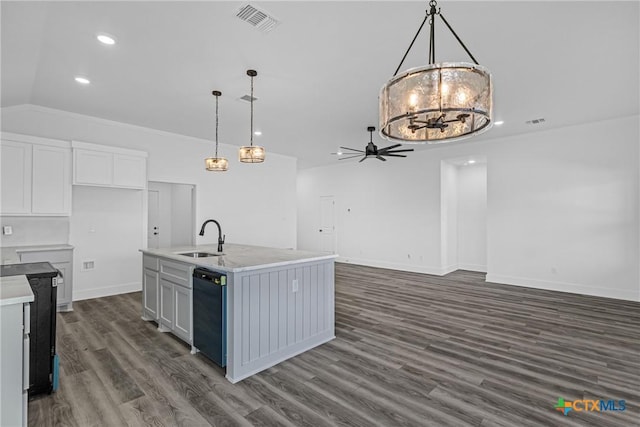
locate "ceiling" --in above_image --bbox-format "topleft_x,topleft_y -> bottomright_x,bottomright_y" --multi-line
2,1 -> 638,169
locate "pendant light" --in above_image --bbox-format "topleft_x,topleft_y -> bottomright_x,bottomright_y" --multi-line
205,90 -> 229,171
239,69 -> 265,163
380,0 -> 492,144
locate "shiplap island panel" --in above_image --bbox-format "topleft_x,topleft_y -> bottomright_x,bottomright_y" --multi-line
140,244 -> 337,383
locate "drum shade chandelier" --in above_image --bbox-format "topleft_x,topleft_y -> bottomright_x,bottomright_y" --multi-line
380,0 -> 492,144
239,69 -> 265,163
205,90 -> 229,171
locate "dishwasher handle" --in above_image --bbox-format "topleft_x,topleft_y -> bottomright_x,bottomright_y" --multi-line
193,268 -> 226,285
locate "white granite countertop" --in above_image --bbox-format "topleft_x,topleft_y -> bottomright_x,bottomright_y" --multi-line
1,244 -> 74,266
0,275 -> 34,306
141,243 -> 337,273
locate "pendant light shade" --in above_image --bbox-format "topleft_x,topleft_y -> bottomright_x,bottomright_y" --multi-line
205,90 -> 229,171
239,69 -> 265,163
238,145 -> 265,163
380,0 -> 492,144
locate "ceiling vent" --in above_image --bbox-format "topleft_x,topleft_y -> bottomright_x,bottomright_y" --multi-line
239,95 -> 257,102
526,118 -> 546,125
236,4 -> 280,33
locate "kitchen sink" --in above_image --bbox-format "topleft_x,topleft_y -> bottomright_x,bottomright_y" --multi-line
177,252 -> 222,258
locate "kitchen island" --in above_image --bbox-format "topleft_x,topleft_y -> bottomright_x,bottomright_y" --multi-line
140,243 -> 337,383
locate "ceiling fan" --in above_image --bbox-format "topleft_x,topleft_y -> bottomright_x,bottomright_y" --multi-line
336,127 -> 414,162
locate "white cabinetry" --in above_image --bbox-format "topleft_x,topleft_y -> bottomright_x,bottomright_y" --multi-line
142,255 -> 193,345
0,133 -> 71,216
72,141 -> 147,189
0,300 -> 31,427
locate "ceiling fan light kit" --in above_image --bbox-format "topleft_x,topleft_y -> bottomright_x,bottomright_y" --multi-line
205,90 -> 229,172
239,69 -> 266,163
380,0 -> 493,144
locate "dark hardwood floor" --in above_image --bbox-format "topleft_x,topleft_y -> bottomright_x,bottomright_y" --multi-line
28,264 -> 639,426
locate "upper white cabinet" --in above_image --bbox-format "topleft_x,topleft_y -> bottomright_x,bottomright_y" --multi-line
0,133 -> 71,216
72,141 -> 147,189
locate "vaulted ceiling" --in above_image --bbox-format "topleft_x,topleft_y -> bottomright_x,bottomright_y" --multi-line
2,1 -> 638,168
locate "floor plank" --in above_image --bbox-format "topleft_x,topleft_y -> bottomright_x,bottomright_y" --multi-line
28,264 -> 640,426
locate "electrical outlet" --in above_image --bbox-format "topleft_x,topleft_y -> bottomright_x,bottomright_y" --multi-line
3,226 -> 13,235
82,260 -> 95,270
292,279 -> 299,292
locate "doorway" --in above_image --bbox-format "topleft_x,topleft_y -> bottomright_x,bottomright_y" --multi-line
319,195 -> 336,253
440,157 -> 487,273
147,181 -> 196,249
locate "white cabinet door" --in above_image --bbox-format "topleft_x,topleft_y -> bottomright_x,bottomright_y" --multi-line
173,284 -> 191,342
31,145 -> 71,215
159,278 -> 174,330
113,154 -> 146,189
0,140 -> 32,214
143,268 -> 159,320
73,149 -> 112,186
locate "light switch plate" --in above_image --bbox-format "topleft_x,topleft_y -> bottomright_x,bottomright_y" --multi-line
3,226 -> 12,235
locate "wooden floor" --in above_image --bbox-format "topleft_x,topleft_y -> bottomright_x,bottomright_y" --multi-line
29,264 -> 639,426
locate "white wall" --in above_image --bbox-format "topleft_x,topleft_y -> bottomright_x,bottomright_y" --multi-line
0,216 -> 69,247
170,184 -> 194,247
440,161 -> 458,273
71,186 -> 143,300
2,105 -> 297,299
457,163 -> 487,272
297,115 -> 639,301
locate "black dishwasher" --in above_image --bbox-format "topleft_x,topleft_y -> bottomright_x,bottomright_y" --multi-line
192,268 -> 227,367
0,262 -> 58,396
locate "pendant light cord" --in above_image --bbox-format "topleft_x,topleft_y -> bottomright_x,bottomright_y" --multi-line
250,74 -> 254,147
215,94 -> 219,158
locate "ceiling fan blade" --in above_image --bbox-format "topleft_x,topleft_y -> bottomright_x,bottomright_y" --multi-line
376,155 -> 387,161
383,149 -> 414,153
339,146 -> 365,153
338,154 -> 363,160
380,144 -> 402,151
383,153 -> 408,158
358,156 -> 367,163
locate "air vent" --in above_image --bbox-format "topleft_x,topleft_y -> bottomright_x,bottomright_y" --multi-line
236,4 -> 281,33
239,95 -> 258,102
526,118 -> 546,125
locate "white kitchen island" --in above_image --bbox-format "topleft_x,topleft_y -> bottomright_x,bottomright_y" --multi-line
140,243 -> 337,383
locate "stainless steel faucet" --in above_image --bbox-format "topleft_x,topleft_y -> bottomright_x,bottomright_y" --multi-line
199,219 -> 225,252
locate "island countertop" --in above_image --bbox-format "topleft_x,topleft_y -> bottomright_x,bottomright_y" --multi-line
140,243 -> 337,273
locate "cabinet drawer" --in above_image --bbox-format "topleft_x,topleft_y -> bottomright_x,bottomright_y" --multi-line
19,249 -> 72,264
143,255 -> 159,271
159,259 -> 192,288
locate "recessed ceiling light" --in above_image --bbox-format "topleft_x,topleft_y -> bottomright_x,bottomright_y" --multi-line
494,120 -> 504,126
74,76 -> 90,85
468,160 -> 476,164
97,33 -> 116,45
254,131 -> 262,136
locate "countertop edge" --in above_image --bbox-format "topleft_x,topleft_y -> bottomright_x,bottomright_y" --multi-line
140,246 -> 338,273
0,275 -> 35,306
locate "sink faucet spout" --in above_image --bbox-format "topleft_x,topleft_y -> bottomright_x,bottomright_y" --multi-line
199,219 -> 225,252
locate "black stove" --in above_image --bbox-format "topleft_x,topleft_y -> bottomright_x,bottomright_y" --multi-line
0,262 -> 58,278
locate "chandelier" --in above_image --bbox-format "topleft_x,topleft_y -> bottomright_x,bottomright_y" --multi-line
205,90 -> 229,171
380,0 -> 492,144
239,69 -> 265,163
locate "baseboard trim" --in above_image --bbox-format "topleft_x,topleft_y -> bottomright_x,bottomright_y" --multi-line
458,263 -> 487,273
73,281 -> 142,301
486,274 -> 639,302
336,257 -> 447,276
